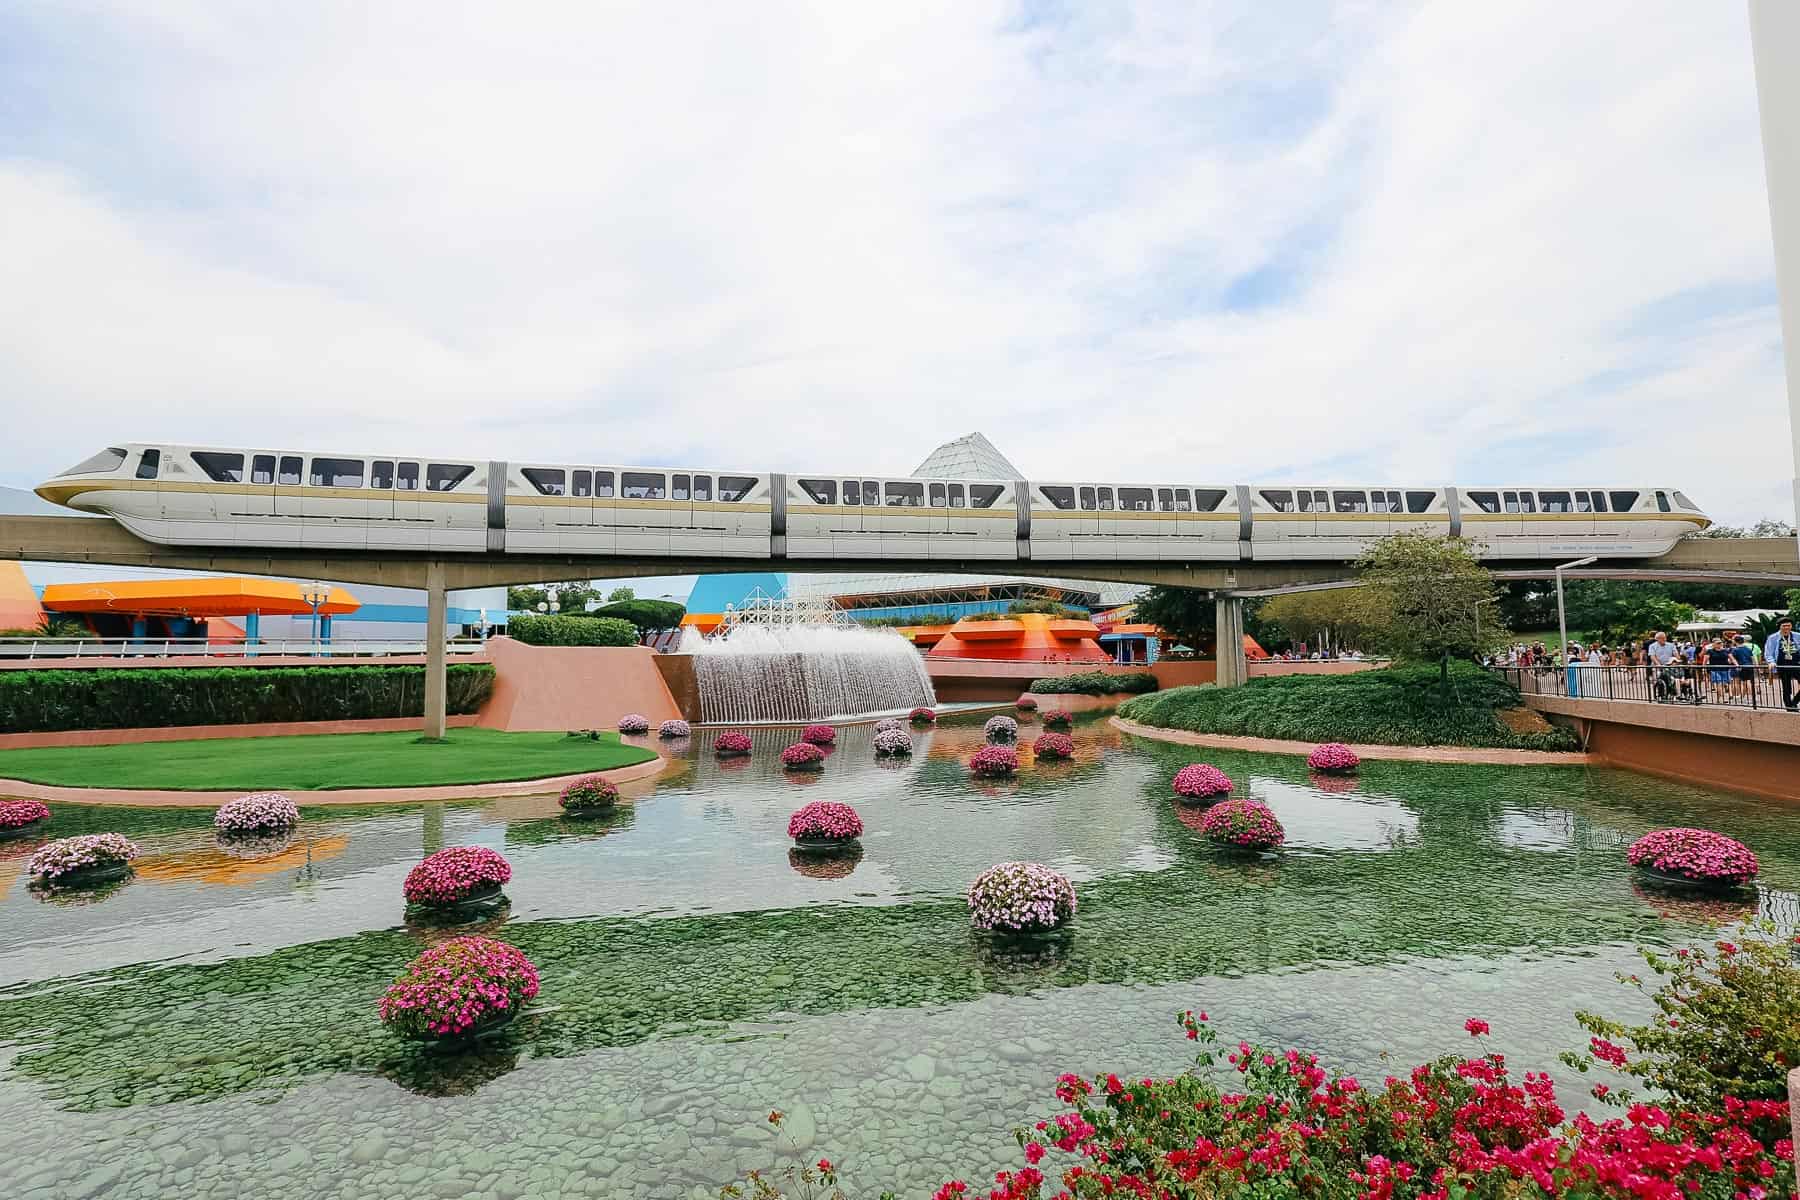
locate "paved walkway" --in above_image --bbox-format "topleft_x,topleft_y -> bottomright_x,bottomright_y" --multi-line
1110,717 -> 1590,766
0,754 -> 670,807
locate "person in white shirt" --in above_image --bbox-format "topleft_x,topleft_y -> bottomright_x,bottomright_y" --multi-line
1646,631 -> 1681,702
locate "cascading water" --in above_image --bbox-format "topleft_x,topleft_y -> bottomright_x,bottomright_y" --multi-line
677,624 -> 936,724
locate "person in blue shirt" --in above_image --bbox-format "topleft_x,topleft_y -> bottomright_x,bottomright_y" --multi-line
1729,634 -> 1755,701
1765,620 -> 1800,711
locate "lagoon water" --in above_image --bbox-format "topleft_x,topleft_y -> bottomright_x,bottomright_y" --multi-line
2,714 -> 1795,1199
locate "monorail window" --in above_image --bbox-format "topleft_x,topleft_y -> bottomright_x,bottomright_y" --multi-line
427,464 -> 474,492
63,447 -> 126,475
947,484 -> 965,507
135,449 -> 161,480
278,456 -> 302,486
1609,490 -> 1639,512
1372,490 -> 1402,513
1539,491 -> 1572,513
310,458 -> 365,488
572,470 -> 592,498
192,451 -> 244,483
1040,485 -> 1075,509
1673,490 -> 1696,510
524,468 -> 566,496
693,475 -> 711,502
886,482 -> 924,507
372,461 -> 395,489
970,484 -> 1005,509
930,483 -> 947,507
396,462 -> 419,491
1299,490 -> 1329,513
840,480 -> 859,505
622,472 -> 665,500
1574,491 -> 1592,513
1079,487 -> 1096,510
1655,490 -> 1671,513
1502,492 -> 1519,514
672,474 -> 690,501
800,479 -> 837,504
1406,490 -> 1436,513
862,481 -> 880,506
1094,487 -> 1113,511
252,455 -> 275,485
718,475 -> 755,502
1261,489 -> 1295,512
1333,491 -> 1367,513
1502,490 -> 1535,514
1119,487 -> 1152,511
1158,487 -> 1192,512
594,470 -> 615,498
1467,491 -> 1500,513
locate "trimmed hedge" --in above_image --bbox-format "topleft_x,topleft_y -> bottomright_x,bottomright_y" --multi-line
506,615 -> 638,647
0,664 -> 495,734
1029,671 -> 1158,696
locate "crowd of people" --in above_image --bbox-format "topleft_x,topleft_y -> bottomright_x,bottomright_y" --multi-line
1489,620 -> 1800,710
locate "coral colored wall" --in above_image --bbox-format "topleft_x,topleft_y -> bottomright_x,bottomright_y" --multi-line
0,561 -> 43,631
477,638 -> 682,732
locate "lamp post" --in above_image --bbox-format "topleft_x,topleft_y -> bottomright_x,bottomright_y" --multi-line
300,582 -> 331,654
1555,557 -> 1597,695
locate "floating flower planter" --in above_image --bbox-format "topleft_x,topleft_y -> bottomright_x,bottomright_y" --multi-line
984,715 -> 1019,742
800,724 -> 837,746
780,742 -> 826,772
1041,710 -> 1073,730
214,792 -> 300,835
1626,828 -> 1758,891
558,774 -> 619,818
1033,732 -> 1074,761
968,745 -> 1020,779
1306,743 -> 1360,775
617,714 -> 650,734
787,801 -> 863,851
0,799 -> 50,840
967,861 -> 1076,935
713,731 -> 753,759
1172,763 -> 1234,806
909,707 -> 937,725
872,728 -> 913,757
1015,695 -> 1038,712
378,935 -> 539,1044
403,847 -> 513,915
1199,797 -> 1285,853
872,717 -> 904,734
26,833 -> 139,888
658,719 -> 690,740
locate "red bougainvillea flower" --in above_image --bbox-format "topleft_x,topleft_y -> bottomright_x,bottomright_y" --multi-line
909,707 -> 937,724
1041,710 -> 1074,729
1465,1017 -> 1490,1037
558,774 -> 619,812
800,724 -> 837,746
713,731 -> 753,758
1626,828 -> 1758,885
780,742 -> 826,770
0,799 -> 51,831
1172,763 -> 1234,802
1306,742 -> 1360,774
1198,797 -> 1285,850
1033,732 -> 1075,761
788,801 -> 863,842
377,935 -> 538,1040
967,861 -> 1076,933
402,846 -> 512,907
969,745 -> 1020,778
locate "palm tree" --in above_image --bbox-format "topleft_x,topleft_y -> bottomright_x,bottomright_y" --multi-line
1740,612 -> 1785,647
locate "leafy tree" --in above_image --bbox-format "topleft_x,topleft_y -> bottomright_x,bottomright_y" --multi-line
1256,589 -> 1386,652
1356,532 -> 1503,685
1691,518 -> 1796,539
607,586 -> 636,602
505,582 -> 604,612
1132,586 -> 1214,651
1560,581 -> 1693,644
1740,611 -> 1784,647
591,599 -> 686,635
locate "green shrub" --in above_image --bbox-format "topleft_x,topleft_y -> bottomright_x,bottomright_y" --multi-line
1005,599 -> 1085,618
1117,662 -> 1580,750
506,615 -> 638,647
1029,671 -> 1158,696
0,664 -> 495,733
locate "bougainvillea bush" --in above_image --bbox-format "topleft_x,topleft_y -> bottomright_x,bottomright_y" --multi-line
377,935 -> 539,1041
558,774 -> 618,813
713,731 -> 753,758
213,792 -> 300,834
658,718 -> 690,739
1041,710 -> 1073,730
787,801 -> 863,843
872,728 -> 913,756
1033,732 -> 1074,761
0,799 -> 50,831
26,833 -> 139,881
985,715 -> 1019,741
402,846 -> 513,907
616,713 -> 649,734
967,861 -> 1076,933
780,742 -> 825,771
909,707 -> 937,724
1625,827 -> 1758,886
1306,742 -> 1360,774
800,724 -> 837,746
1171,763 -> 1233,803
1015,695 -> 1038,711
1198,796 -> 1285,850
969,745 -> 1020,779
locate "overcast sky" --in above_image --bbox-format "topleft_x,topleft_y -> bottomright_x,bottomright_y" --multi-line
0,2 -> 1790,526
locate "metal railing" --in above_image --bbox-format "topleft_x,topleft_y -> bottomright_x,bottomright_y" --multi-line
0,637 -> 489,661
1495,662 -> 1800,712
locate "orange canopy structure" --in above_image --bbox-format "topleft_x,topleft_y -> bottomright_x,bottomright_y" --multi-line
41,578 -> 360,620
924,611 -> 1112,663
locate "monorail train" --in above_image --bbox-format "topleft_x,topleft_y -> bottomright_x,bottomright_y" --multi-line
36,443 -> 1711,561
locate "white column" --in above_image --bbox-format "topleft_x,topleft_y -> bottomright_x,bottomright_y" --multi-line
423,560 -> 448,740
1749,1 -> 1800,544
1215,593 -> 1246,688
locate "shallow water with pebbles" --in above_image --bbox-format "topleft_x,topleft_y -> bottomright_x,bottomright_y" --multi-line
1,713 -> 1796,1199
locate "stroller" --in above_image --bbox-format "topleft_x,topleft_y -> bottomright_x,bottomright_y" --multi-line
1650,663 -> 1698,704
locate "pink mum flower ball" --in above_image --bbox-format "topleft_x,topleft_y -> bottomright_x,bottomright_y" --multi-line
1033,732 -> 1074,761
1041,710 -> 1073,730
559,774 -> 619,815
969,745 -> 1020,779
1627,828 -> 1758,887
378,935 -> 539,1041
0,799 -> 51,833
617,713 -> 650,734
658,719 -> 691,739
787,801 -> 864,844
1306,743 -> 1359,775
872,728 -> 913,756
984,715 -> 1019,742
1172,764 -> 1234,805
873,717 -> 905,734
713,731 -> 753,758
213,792 -> 300,834
1198,797 -> 1286,851
781,742 -> 826,771
1015,695 -> 1039,712
402,846 -> 513,907
26,833 -> 139,882
909,707 -> 937,725
967,861 -> 1076,934
800,724 -> 837,746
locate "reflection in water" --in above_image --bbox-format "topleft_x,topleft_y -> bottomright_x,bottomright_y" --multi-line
30,874 -> 136,907
788,844 -> 864,880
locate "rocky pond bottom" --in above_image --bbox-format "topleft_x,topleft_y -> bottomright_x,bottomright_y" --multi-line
2,716 -> 1796,1199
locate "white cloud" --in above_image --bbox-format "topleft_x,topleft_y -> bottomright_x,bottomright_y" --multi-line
0,0 -> 1787,523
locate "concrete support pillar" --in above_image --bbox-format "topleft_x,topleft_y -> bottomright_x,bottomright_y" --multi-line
1214,593 -> 1247,688
1749,2 -> 1800,553
423,560 -> 448,741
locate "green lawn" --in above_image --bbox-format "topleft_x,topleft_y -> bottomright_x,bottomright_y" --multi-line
0,728 -> 659,791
